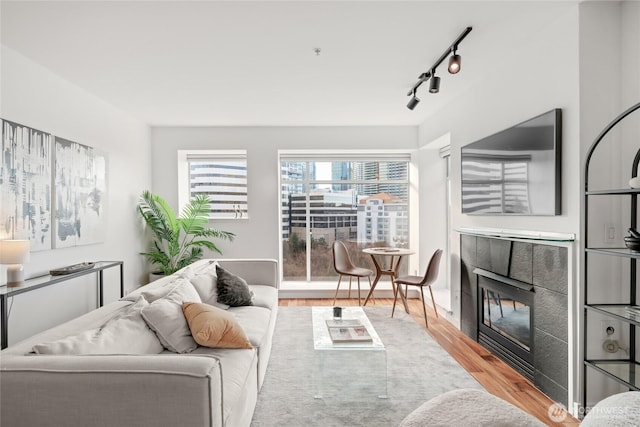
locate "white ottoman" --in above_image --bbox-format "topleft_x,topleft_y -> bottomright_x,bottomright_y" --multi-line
582,391 -> 640,426
398,388 -> 546,427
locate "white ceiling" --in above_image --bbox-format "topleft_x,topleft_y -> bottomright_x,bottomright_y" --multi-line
0,1 -> 577,127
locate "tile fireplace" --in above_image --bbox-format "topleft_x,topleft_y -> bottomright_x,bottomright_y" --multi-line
460,232 -> 570,406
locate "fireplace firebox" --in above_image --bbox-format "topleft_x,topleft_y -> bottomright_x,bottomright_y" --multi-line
476,268 -> 534,379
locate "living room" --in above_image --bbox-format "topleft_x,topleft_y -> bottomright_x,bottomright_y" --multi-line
1,0 -> 639,426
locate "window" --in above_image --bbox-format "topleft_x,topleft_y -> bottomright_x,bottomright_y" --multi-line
279,152 -> 411,282
178,150 -> 248,219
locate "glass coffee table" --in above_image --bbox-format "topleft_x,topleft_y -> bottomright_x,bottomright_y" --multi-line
312,306 -> 388,400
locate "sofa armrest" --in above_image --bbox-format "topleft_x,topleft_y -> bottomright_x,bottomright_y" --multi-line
1,354 -> 224,427
217,259 -> 279,289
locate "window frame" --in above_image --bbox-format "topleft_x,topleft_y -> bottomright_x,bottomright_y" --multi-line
177,149 -> 248,220
278,149 -> 415,283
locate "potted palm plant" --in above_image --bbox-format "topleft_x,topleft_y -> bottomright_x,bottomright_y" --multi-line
137,190 -> 235,278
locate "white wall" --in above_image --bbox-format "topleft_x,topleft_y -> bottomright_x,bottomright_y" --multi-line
417,134 -> 450,299
416,3 -> 582,409
0,46 -> 151,345
620,1 -> 640,111
417,5 -> 581,322
415,0 -> 639,410
151,126 -> 417,261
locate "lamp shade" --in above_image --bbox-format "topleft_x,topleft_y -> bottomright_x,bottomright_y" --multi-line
407,94 -> 420,110
429,76 -> 440,93
0,240 -> 31,264
448,54 -> 461,74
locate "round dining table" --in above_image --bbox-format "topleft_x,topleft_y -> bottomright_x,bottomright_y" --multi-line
361,247 -> 415,312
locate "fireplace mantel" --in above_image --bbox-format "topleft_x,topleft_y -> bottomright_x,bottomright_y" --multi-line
456,227 -> 575,243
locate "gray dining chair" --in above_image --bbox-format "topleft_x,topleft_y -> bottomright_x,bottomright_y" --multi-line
332,240 -> 373,305
392,249 -> 443,327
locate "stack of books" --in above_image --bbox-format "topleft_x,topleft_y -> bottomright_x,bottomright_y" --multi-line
325,318 -> 372,342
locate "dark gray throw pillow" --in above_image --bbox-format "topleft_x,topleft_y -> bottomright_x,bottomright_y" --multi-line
216,265 -> 254,307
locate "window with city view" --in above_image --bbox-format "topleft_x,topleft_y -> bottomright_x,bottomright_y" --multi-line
280,156 -> 410,282
178,150 -> 248,219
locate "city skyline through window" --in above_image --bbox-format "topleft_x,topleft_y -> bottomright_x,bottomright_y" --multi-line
280,157 -> 410,282
179,150 -> 248,219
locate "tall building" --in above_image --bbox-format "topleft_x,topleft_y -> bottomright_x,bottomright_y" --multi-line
287,190 -> 357,243
189,160 -> 247,218
280,162 -> 306,239
331,162 -> 352,191
356,192 -> 408,245
355,161 -> 408,200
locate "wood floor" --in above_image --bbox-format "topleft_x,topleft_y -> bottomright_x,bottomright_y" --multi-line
279,297 -> 580,427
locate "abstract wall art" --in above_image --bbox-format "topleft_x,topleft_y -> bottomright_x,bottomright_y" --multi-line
0,119 -> 53,251
53,137 -> 107,248
0,118 -> 108,251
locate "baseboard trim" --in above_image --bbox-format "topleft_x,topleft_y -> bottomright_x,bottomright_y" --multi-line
277,288 -> 420,300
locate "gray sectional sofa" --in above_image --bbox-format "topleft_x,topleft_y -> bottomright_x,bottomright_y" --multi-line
0,258 -> 279,427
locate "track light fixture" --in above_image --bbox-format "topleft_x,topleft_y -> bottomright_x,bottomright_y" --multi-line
448,50 -> 461,74
407,89 -> 420,110
429,70 -> 440,93
406,26 -> 472,110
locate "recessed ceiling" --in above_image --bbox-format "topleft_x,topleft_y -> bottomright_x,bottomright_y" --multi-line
0,1 -> 576,127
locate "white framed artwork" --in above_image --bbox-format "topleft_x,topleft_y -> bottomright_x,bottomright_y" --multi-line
0,119 -> 52,251
53,137 -> 107,248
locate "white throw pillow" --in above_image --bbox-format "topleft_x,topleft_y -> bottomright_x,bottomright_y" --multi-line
141,278 -> 202,353
121,275 -> 182,303
33,297 -> 163,355
188,261 -> 230,310
121,260 -> 217,303
179,260 -> 217,280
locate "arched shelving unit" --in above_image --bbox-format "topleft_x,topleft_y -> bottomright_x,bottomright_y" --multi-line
583,102 -> 640,409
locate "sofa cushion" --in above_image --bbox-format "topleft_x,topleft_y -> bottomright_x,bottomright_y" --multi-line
216,265 -> 254,307
121,260 -> 215,303
141,278 -> 201,353
183,302 -> 252,349
190,273 -> 230,309
190,346 -> 258,424
33,297 -> 163,355
121,275 -> 182,303
249,285 -> 278,310
228,306 -> 272,348
188,261 -> 230,310
179,259 -> 216,279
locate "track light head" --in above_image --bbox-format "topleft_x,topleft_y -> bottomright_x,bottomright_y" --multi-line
407,91 -> 420,110
429,75 -> 440,94
448,53 -> 462,74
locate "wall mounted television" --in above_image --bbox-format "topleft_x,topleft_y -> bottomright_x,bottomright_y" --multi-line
461,109 -> 562,215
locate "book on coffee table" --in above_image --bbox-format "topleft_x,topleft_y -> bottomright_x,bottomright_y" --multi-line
327,323 -> 373,343
325,318 -> 362,328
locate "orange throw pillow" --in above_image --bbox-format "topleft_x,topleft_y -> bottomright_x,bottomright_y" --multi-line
182,302 -> 253,349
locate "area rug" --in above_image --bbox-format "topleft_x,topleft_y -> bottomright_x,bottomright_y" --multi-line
251,306 -> 483,426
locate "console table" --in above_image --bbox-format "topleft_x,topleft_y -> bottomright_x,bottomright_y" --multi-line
0,261 -> 124,349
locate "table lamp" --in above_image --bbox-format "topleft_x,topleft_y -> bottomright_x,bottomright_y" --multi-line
0,240 -> 31,286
